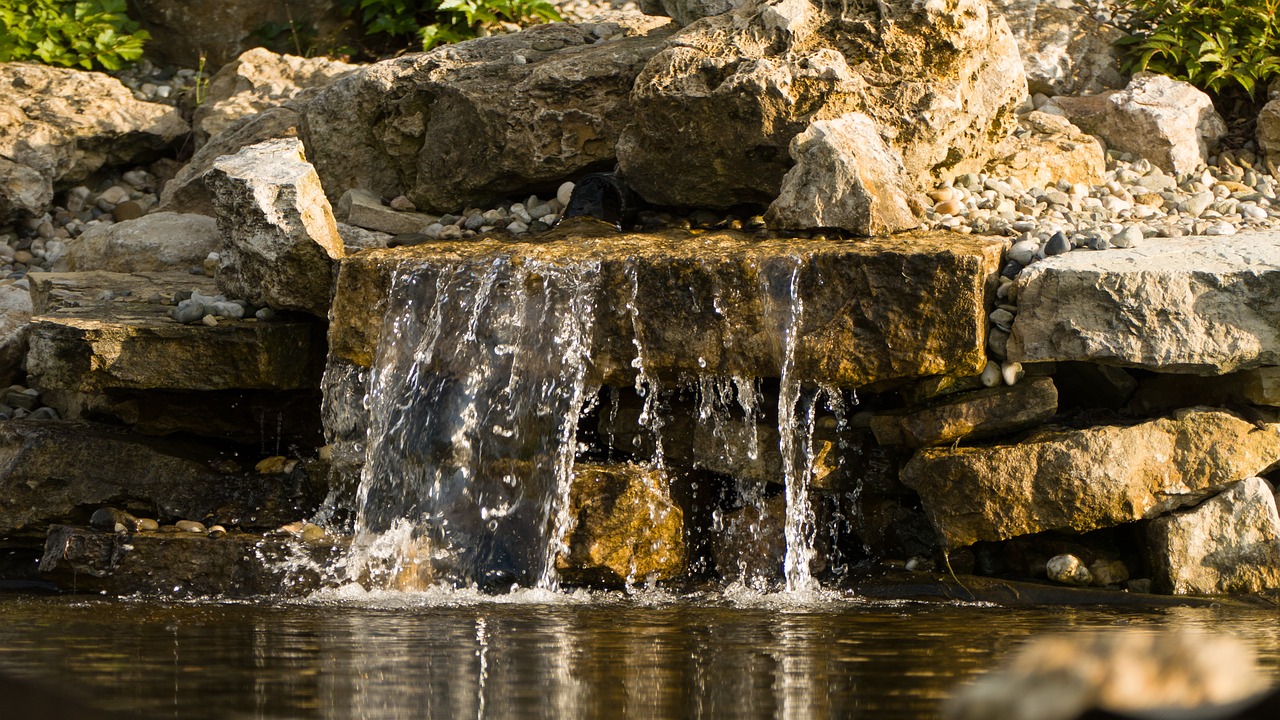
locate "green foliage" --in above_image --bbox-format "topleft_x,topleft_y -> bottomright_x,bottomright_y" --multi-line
0,0 -> 148,71
1117,0 -> 1280,97
343,0 -> 561,53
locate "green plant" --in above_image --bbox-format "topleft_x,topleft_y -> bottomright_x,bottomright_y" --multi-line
0,0 -> 148,71
1117,0 -> 1280,98
344,0 -> 561,54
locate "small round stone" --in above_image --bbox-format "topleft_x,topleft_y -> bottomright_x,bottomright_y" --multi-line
1046,554 -> 1092,586
1044,231 -> 1071,256
175,520 -> 207,533
557,182 -> 575,207
934,199 -> 965,216
980,360 -> 1001,388
1001,360 -> 1023,386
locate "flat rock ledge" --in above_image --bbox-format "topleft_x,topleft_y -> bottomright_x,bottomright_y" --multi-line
1008,232 -> 1280,373
330,226 -> 1003,388
900,408 -> 1280,548
24,271 -> 324,392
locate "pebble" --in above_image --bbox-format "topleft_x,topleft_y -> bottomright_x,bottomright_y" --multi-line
208,524 -> 227,539
1001,360 -> 1023,386
1044,231 -> 1071,257
1109,225 -> 1143,248
1046,553 -> 1092,586
137,518 -> 160,531
980,360 -> 1001,388
557,181 -> 575,207
390,195 -> 416,211
90,507 -> 139,532
175,520 -> 207,533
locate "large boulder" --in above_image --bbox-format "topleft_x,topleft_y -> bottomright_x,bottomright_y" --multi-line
985,110 -> 1106,189
205,137 -> 345,316
991,0 -> 1127,96
617,0 -> 1026,208
1008,232 -> 1280,374
558,463 -> 685,585
302,15 -> 674,213
1146,477 -> 1280,595
193,47 -> 359,147
52,212 -> 218,273
765,112 -> 920,235
901,408 -> 1280,548
1045,73 -> 1226,175
127,0 -> 349,68
0,63 -> 189,217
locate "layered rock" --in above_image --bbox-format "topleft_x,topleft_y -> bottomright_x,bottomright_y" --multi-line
618,0 -> 1026,208
328,227 -> 1002,387
1146,477 -> 1280,595
871,376 -> 1058,448
1007,232 -> 1280,373
558,463 -> 685,585
0,282 -> 31,386
51,213 -> 218,273
765,112 -> 920,236
0,63 -> 188,217
194,48 -> 358,146
302,16 -> 673,212
0,420 -> 312,536
205,137 -> 345,316
25,271 -> 324,392
1046,73 -> 1226,175
901,408 -> 1280,548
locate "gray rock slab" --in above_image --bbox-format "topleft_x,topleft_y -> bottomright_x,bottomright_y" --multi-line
1008,232 -> 1280,374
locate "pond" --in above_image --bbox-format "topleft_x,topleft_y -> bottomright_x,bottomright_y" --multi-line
2,588 -> 1278,719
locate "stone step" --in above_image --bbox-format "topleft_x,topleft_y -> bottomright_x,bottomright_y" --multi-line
25,271 -> 324,392
1008,232 -> 1280,374
329,225 -> 1003,389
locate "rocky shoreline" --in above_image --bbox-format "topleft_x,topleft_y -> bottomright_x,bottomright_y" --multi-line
4,0 -> 1280,603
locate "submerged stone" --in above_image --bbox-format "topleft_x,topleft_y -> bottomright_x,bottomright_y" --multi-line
1008,232 -> 1280,374
330,227 -> 1001,388
558,463 -> 685,586
901,408 -> 1280,548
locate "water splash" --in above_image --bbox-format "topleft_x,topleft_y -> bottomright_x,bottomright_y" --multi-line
347,255 -> 600,590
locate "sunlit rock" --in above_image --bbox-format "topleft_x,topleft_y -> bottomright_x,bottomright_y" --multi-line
558,463 -> 685,586
871,376 -> 1058,448
990,0 -> 1127,96
618,0 -> 1026,208
1146,477 -> 1280,595
985,111 -> 1106,189
51,213 -> 219,273
206,137 -> 345,317
1008,232 -> 1280,374
901,408 -> 1280,548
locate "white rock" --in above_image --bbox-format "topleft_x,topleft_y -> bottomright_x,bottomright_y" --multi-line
1046,554 -> 1092,586
557,181 -> 575,207
1001,360 -> 1023,386
1008,239 -> 1038,265
980,360 -> 1001,388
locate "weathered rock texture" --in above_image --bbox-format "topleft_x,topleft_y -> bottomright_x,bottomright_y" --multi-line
559,463 -> 685,585
985,111 -> 1106,188
194,47 -> 359,146
0,63 -> 188,217
303,16 -> 673,212
0,420 -> 310,536
871,376 -> 1058,448
991,0 -> 1127,96
901,408 -> 1280,548
206,137 -> 344,316
1146,477 -> 1280,595
160,106 -> 303,216
0,283 -> 31,386
1259,98 -> 1280,168
52,212 -> 218,273
337,188 -> 435,235
765,112 -> 919,235
25,271 -> 324,392
127,0 -> 349,68
40,525 -> 341,596
1047,73 -> 1226,175
618,0 -> 1026,208
1008,232 -> 1280,373
328,226 -> 1002,387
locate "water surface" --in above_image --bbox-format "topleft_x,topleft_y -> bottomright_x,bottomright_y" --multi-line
2,589 -> 1278,719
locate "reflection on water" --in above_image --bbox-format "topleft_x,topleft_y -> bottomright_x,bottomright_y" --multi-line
0,590 -> 1278,719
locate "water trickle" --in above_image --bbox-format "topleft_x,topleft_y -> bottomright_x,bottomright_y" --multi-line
347,255 -> 600,590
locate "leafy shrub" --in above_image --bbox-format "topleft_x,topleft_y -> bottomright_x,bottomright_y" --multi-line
0,0 -> 148,71
344,0 -> 562,54
1117,0 -> 1280,97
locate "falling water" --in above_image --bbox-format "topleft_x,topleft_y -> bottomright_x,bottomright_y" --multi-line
348,254 -> 600,589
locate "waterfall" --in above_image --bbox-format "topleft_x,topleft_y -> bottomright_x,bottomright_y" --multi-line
348,254 -> 600,590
